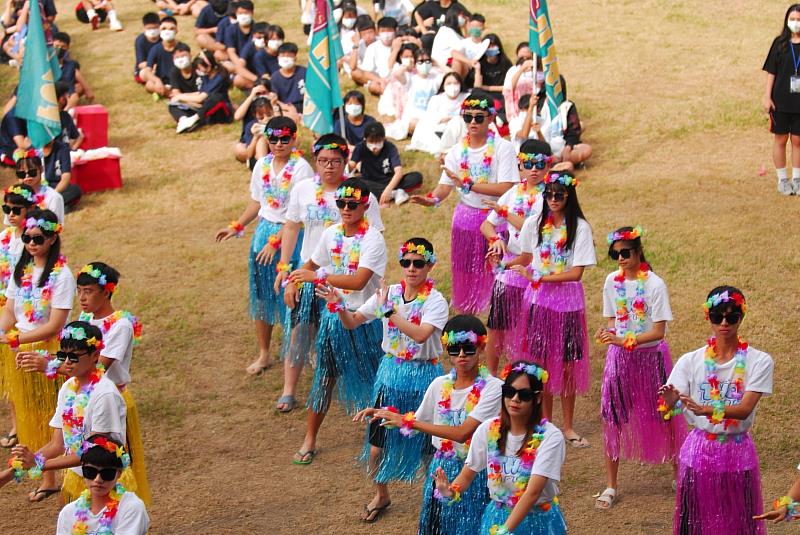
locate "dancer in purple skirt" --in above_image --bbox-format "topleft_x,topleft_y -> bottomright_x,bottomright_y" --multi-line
659,286 -> 774,534
593,226 -> 687,510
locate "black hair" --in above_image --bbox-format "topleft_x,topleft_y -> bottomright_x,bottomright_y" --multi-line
537,173 -> 586,252
256,77 -> 272,91
518,93 -> 531,110
252,95 -> 272,113
343,89 -> 366,106
469,13 -> 485,23
161,16 -> 178,26
194,49 -> 219,72
267,24 -> 285,39
777,4 -> 800,54
209,0 -> 227,15
706,285 -> 747,317
313,133 -> 349,157
80,435 -> 124,469
60,320 -> 104,352
54,81 -> 70,100
337,177 -> 370,201
237,0 -> 254,11
173,42 -> 191,54
363,121 -> 385,141
442,314 -> 487,339
442,4 -> 470,32
401,237 -> 434,258
483,33 -> 511,68
142,12 -> 160,25
377,16 -> 398,30
76,261 -> 120,296
438,71 -> 463,93
252,21 -> 269,35
14,154 -> 43,173
4,184 -> 36,207
14,209 -> 61,288
277,42 -> 298,55
53,31 -> 70,45
607,226 -> 650,268
356,14 -> 375,32
498,360 -> 545,456
342,4 -> 357,17
519,138 -> 552,156
396,42 -> 419,63
266,115 -> 297,133
515,41 -> 530,55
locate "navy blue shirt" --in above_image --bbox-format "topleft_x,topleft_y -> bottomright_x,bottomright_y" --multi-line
253,50 -> 279,77
134,33 -> 160,74
0,107 -> 27,154
59,110 -> 80,146
58,56 -> 79,94
240,118 -> 257,144
147,42 -> 181,81
332,114 -> 377,146
351,140 -> 401,185
195,4 -> 223,29
271,66 -> 307,112
223,23 -> 251,54
215,16 -> 234,43
199,73 -> 231,107
42,0 -> 56,18
44,141 -> 72,188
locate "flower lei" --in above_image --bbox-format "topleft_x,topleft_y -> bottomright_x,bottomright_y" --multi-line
544,170 -> 578,187
313,174 -> 343,227
71,483 -> 126,535
79,310 -> 143,346
25,216 -> 62,234
0,228 -> 16,307
487,417 -> 549,510
91,436 -> 131,468
613,263 -> 649,350
62,366 -> 104,456
398,242 -> 436,264
517,152 -> 553,168
330,220 -> 369,276
529,213 -> 567,289
704,336 -> 748,429
436,364 -> 489,459
12,147 -> 42,163
499,361 -> 549,384
79,264 -> 117,295
383,279 -> 434,362
461,98 -> 496,115
502,183 -> 543,240
441,330 -> 487,346
313,141 -> 348,157
336,186 -> 367,202
458,130 -> 495,194
19,255 -> 67,324
261,150 -> 301,209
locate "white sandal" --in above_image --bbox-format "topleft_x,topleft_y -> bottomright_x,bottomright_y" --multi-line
593,488 -> 617,510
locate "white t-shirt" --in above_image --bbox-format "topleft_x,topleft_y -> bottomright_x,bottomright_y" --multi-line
431,26 -> 463,68
361,40 -> 393,78
5,263 -> 75,332
459,37 -> 490,62
311,224 -> 387,310
466,419 -> 565,506
249,155 -> 314,223
601,270 -> 672,348
416,373 -> 503,458
667,345 -> 774,435
40,186 -> 65,225
439,135 -> 520,208
50,375 -> 127,476
357,285 -> 449,361
519,216 -> 596,270
485,185 -> 543,255
0,228 -> 24,291
57,491 -> 150,535
402,72 -> 443,121
84,312 -> 135,387
285,179 -> 384,263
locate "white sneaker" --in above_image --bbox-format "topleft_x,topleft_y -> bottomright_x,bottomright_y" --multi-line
109,19 -> 123,31
176,114 -> 200,134
792,178 -> 800,195
778,178 -> 793,196
394,188 -> 409,205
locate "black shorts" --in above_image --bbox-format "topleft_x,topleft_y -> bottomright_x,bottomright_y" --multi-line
75,5 -> 107,23
769,110 -> 800,135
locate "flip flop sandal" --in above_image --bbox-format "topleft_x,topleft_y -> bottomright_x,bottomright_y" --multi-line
276,395 -> 296,413
0,433 -> 18,448
246,361 -> 271,376
567,436 -> 590,449
29,487 -> 60,503
362,501 -> 391,523
593,488 -> 617,510
292,449 -> 317,465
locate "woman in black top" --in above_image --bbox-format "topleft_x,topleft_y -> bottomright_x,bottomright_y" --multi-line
763,4 -> 800,195
476,33 -> 512,119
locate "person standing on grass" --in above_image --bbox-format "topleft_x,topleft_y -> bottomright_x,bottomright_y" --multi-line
763,4 -> 800,195
12,149 -> 65,225
506,170 -> 595,449
411,89 -> 518,315
659,286 -> 773,534
287,178 -> 387,466
592,227 -> 686,510
215,116 -> 314,379
318,237 -> 448,524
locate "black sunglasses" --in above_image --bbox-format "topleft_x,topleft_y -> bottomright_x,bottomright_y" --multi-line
399,258 -> 426,269
15,169 -> 38,179
21,234 -> 46,245
708,312 -> 742,325
82,465 -> 118,482
2,205 -> 23,215
501,384 -> 538,402
446,343 -> 477,357
268,135 -> 292,145
609,248 -> 633,260
543,191 -> 566,202
335,199 -> 362,210
520,160 -> 547,170
56,350 -> 89,363
462,113 -> 487,124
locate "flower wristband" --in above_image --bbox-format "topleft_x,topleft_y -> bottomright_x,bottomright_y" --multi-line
276,261 -> 291,274
489,525 -> 511,535
27,453 -> 45,480
774,496 -> 800,521
6,329 -> 19,349
314,267 -> 328,286
426,193 -> 441,208
622,332 -> 637,351
529,268 -> 543,290
399,411 -> 416,437
376,300 -> 395,319
657,398 -> 682,421
433,483 -> 462,505
327,300 -> 345,313
495,206 -> 509,219
228,221 -> 245,238
44,353 -> 61,380
8,457 -> 24,483
267,234 -> 281,250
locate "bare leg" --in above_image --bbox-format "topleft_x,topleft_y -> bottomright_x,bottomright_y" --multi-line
561,393 -> 577,436
277,358 -> 304,410
234,142 -> 249,163
773,133 -> 789,169
362,446 -> 391,521
541,391 -> 553,421
485,328 -> 501,376
790,134 -> 800,168
604,454 -> 619,489
246,320 -> 272,374
298,378 -> 335,455
0,402 -> 16,447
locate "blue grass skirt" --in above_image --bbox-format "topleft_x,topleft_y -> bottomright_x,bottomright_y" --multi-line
418,455 -> 488,535
363,356 -> 443,483
280,281 -> 324,367
480,501 -> 567,534
248,219 -> 302,325
306,310 -> 383,414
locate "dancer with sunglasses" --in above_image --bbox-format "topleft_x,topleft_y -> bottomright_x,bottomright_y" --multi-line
215,116 -> 314,379
275,135 -> 383,414
12,148 -> 65,225
318,237 -> 448,523
287,178 -> 386,465
508,170 -> 595,449
434,360 -> 567,534
659,286 -> 774,534
593,227 -> 686,510
75,262 -> 152,505
481,139 -> 551,375
411,89 -> 519,315
56,436 -> 149,535
0,208 -> 73,502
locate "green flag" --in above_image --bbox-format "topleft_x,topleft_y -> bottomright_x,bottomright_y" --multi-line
303,0 -> 344,135
15,0 -> 61,148
529,0 -> 564,118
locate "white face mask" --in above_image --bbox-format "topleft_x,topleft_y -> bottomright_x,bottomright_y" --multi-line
267,39 -> 282,51
342,17 -> 356,29
379,31 -> 395,44
444,84 -> 460,98
401,57 -> 413,67
789,20 -> 800,33
417,62 -> 432,75
278,56 -> 295,69
457,16 -> 467,26
236,13 -> 252,26
173,56 -> 191,70
253,38 -> 266,49
160,29 -> 176,42
144,28 -> 159,39
345,103 -> 363,116
366,142 -> 384,152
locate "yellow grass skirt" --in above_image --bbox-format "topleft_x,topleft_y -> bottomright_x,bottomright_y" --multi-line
61,465 -> 138,504
122,387 -> 152,506
1,339 -> 62,450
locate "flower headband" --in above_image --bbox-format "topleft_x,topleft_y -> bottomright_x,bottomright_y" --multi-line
544,171 -> 578,187
607,225 -> 644,245
702,290 -> 747,319
12,147 -> 42,163
499,362 -> 549,384
79,264 -> 117,294
4,185 -> 36,204
335,186 -> 367,202
25,217 -> 62,234
398,242 -> 436,264
60,326 -> 105,350
461,98 -> 496,115
265,127 -> 294,138
313,141 -> 349,156
87,436 -> 130,469
518,153 -> 553,165
441,330 -> 487,346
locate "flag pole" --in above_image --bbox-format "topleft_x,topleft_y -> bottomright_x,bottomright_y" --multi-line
339,105 -> 346,140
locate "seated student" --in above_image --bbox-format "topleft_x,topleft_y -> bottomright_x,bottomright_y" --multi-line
385,49 -> 442,141
350,16 -> 397,96
232,21 -> 268,90
235,93 -> 272,166
167,43 -> 199,123
0,105 -> 28,167
502,43 -> 537,121
74,0 -> 123,31
376,38 -> 420,118
171,51 -> 233,134
339,4 -> 359,58
350,122 -> 421,205
214,0 -> 237,65
194,0 -> 227,54
375,0 -> 413,26
271,42 -> 306,120
56,437 -> 149,535
344,14 -> 376,77
449,13 -> 489,83
42,139 -> 81,209
406,71 -> 466,154
431,5 -> 469,71
333,90 -> 376,149
54,32 -> 95,110
55,82 -> 84,150
475,33 -> 511,114
157,0 -> 206,17
255,24 -> 283,77
144,17 -> 182,98
224,0 -> 255,75
134,12 -> 161,84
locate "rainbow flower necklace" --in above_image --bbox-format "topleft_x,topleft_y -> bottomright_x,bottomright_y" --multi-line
62,366 -> 104,456
538,213 -> 567,276
262,150 -> 301,209
613,263 -> 649,350
19,255 -> 67,324
0,228 -> 18,306
385,279 -> 434,362
487,417 -> 547,510
509,182 -> 543,238
704,336 -> 748,429
71,483 -> 125,535
313,174 -> 346,227
458,130 -> 495,194
330,220 -> 369,275
79,310 -> 143,346
436,364 -> 489,459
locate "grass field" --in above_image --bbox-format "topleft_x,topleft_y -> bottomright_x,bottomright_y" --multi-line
1,0 -> 799,533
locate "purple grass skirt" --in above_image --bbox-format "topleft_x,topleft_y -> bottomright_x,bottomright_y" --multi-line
523,281 -> 589,396
674,428 -> 765,535
487,253 -> 530,360
450,203 -> 493,314
601,341 -> 687,463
